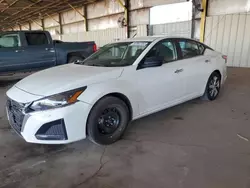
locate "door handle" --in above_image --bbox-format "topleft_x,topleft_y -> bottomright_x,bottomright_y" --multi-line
205,59 -> 210,63
45,48 -> 55,53
174,68 -> 184,74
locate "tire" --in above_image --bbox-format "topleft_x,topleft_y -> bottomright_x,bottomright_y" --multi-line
67,56 -> 84,63
202,72 -> 221,101
87,96 -> 129,145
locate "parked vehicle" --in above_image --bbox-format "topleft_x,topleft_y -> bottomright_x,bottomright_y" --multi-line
0,31 -> 96,76
6,36 -> 227,145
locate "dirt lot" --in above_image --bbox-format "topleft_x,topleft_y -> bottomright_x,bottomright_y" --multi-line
0,67 -> 250,188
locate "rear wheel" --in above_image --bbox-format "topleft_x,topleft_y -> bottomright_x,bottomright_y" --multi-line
202,72 -> 221,101
68,55 -> 84,63
87,96 -> 129,145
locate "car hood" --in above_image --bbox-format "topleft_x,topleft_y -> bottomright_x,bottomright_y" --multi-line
15,64 -> 124,96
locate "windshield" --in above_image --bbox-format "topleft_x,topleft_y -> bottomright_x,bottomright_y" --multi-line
78,42 -> 150,67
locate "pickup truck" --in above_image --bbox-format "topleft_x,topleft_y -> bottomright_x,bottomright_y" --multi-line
0,31 -> 96,76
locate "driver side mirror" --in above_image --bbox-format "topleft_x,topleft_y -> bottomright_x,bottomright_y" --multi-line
139,57 -> 163,69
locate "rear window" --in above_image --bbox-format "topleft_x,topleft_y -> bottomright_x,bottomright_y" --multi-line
25,33 -> 48,46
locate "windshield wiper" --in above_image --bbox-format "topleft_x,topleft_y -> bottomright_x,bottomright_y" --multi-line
86,63 -> 107,67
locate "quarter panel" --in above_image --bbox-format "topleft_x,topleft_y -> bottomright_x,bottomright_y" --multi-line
200,50 -> 227,92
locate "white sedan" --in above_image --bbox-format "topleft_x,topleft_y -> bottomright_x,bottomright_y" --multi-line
6,36 -> 227,145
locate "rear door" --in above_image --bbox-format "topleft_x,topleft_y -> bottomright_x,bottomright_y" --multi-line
176,39 -> 212,98
0,33 -> 27,74
24,32 -> 56,70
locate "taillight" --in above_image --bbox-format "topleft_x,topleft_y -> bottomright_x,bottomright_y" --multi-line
93,44 -> 97,52
222,55 -> 227,63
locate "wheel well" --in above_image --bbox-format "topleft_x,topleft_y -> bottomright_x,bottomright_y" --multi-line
67,52 -> 85,61
213,70 -> 222,79
85,93 -> 133,136
103,93 -> 133,121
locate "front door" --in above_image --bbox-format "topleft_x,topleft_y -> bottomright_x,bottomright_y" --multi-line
134,39 -> 186,115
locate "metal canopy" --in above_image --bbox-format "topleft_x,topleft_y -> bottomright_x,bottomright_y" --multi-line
0,0 -> 99,30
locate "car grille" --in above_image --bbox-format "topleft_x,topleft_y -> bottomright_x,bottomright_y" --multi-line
6,98 -> 25,135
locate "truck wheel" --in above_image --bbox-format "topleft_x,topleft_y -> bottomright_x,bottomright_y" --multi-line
68,56 -> 84,63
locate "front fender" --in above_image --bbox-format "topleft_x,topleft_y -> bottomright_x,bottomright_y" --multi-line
77,79 -> 141,119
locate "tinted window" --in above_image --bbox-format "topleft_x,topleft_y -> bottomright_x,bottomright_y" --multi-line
178,40 -> 200,58
146,40 -> 177,63
25,33 -> 48,46
0,34 -> 21,48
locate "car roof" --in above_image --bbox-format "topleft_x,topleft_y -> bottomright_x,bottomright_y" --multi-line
114,36 -> 200,43
108,36 -> 213,50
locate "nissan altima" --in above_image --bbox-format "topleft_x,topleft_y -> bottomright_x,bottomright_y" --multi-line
6,36 -> 227,145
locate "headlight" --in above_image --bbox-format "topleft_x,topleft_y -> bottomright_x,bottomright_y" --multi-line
29,87 -> 87,112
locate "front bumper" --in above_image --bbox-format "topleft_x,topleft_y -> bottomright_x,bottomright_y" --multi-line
6,88 -> 92,144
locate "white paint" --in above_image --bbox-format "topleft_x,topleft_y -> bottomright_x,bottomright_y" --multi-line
150,2 -> 192,25
6,36 -> 227,144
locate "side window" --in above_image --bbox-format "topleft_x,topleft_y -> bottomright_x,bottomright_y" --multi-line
197,43 -> 205,54
146,40 -> 177,63
0,34 -> 21,48
25,33 -> 49,46
178,40 -> 200,59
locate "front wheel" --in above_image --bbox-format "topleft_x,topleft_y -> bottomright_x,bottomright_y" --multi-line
87,96 -> 129,145
202,72 -> 221,101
